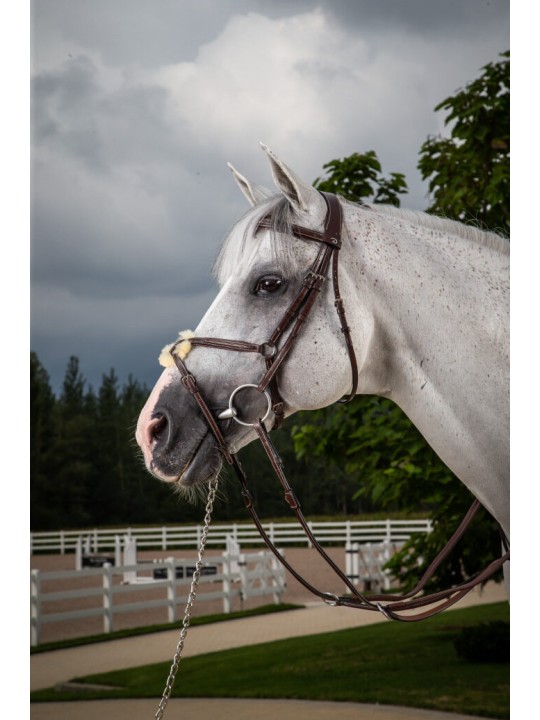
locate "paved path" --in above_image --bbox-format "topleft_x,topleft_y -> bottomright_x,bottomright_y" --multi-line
31,582 -> 506,719
30,698 -> 493,719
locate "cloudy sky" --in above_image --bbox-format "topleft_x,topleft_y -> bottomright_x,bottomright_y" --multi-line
30,0 -> 510,395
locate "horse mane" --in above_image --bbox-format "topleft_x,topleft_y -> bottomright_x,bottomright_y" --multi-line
369,203 -> 510,256
214,195 -> 509,285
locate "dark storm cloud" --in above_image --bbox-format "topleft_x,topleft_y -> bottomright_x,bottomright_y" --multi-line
30,0 -> 509,393
309,0 -> 508,35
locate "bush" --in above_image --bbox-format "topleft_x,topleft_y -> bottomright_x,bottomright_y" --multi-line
454,621 -> 509,663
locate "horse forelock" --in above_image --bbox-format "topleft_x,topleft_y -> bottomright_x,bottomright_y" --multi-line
213,195 -> 308,286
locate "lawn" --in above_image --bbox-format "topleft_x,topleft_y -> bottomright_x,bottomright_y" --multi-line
31,602 -> 509,719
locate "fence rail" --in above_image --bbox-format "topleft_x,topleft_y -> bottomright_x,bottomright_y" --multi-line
30,550 -> 285,646
31,519 -> 432,555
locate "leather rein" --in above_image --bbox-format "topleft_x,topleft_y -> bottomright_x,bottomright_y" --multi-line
170,191 -> 509,622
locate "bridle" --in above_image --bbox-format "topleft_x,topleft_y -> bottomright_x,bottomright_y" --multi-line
168,191 -> 509,622
174,191 -> 357,434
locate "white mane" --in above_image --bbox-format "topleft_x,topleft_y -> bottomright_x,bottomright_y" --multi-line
370,203 -> 510,256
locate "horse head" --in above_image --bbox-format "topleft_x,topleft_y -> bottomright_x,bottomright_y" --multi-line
136,145 -> 358,488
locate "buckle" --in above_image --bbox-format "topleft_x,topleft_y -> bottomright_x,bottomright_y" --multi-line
260,342 -> 277,359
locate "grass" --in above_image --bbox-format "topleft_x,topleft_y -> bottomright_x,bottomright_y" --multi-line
31,602 -> 509,718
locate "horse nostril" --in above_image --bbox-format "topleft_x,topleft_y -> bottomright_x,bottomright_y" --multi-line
147,414 -> 167,446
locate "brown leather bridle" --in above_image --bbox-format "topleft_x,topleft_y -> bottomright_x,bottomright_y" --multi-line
169,191 -> 509,621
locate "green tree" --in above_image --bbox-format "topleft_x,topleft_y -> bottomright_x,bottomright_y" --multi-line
86,368 -> 124,524
418,51 -> 509,235
314,150 -> 408,206
45,356 -> 95,528
30,352 -> 58,528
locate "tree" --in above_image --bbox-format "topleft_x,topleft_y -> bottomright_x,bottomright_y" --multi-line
418,51 -> 509,235
314,150 -> 408,206
53,357 -> 96,527
30,353 -> 58,528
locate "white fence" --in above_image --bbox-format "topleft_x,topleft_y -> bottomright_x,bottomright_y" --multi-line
30,549 -> 285,646
31,519 -> 432,555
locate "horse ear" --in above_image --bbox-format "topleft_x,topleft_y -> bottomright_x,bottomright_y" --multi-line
260,142 -> 324,216
227,163 -> 272,207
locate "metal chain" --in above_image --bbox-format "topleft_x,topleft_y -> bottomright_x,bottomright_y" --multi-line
155,476 -> 219,719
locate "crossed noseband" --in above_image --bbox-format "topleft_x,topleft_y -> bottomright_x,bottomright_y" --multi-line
161,191 -> 509,622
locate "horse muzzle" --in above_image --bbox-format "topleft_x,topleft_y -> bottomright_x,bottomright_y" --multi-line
135,375 -> 273,486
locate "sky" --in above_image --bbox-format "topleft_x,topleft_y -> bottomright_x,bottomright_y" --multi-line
29,0 -> 511,395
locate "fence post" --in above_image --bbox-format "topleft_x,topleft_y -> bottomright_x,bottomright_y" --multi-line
75,536 -> 82,571
162,526 -> 167,551
345,542 -> 359,591
386,518 -> 392,542
165,557 -> 176,623
222,551 -> 232,614
269,551 -> 283,605
102,563 -> 113,634
30,569 -> 41,646
382,541 -> 392,590
123,536 -> 137,583
239,553 -> 248,607
114,535 -> 122,567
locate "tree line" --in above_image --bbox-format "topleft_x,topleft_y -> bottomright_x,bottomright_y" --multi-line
30,352 -> 370,531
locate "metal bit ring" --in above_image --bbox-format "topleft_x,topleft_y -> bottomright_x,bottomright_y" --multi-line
221,384 -> 272,427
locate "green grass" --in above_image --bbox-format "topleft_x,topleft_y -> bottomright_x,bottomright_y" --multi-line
32,602 -> 509,718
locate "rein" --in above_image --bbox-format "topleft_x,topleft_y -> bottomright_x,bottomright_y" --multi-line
168,190 -> 509,622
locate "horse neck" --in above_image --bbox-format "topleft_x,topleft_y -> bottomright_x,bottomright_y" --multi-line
344,205 -> 508,393
342,205 -> 509,532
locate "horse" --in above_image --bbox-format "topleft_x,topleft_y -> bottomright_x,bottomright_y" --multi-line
136,143 -> 509,547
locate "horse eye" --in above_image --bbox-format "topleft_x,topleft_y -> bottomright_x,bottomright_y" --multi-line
253,274 -> 285,296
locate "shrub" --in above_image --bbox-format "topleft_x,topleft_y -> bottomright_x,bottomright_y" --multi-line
454,621 -> 509,663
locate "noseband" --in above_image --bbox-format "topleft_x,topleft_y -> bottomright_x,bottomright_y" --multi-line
168,191 -> 509,622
